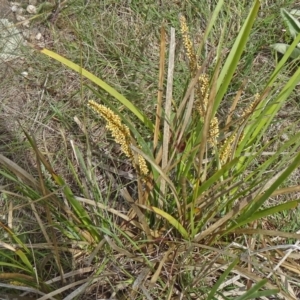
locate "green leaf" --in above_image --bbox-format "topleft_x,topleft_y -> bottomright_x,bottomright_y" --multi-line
245,290 -> 279,299
281,8 -> 300,38
151,206 -> 189,239
40,48 -> 154,132
250,62 -> 300,144
0,262 -> 30,272
214,0 -> 260,115
228,151 -> 300,232
195,157 -> 240,196
0,221 -> 30,254
15,249 -> 34,273
233,279 -> 276,300
229,201 -> 298,230
235,54 -> 300,172
271,43 -> 300,59
267,31 -> 300,87
207,257 -> 239,299
290,9 -> 300,17
52,173 -> 101,243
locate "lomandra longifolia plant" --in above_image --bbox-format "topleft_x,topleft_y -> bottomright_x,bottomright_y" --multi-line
40,0 -> 300,242
1,0 -> 300,299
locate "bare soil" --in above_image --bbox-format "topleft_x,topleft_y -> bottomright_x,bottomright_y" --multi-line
0,0 -> 12,20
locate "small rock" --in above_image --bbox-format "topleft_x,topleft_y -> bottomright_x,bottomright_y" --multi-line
11,5 -> 18,12
21,71 -> 28,78
26,5 -> 37,14
29,0 -> 37,5
35,32 -> 42,40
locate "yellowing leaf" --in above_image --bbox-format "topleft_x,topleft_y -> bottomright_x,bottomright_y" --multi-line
151,206 -> 189,239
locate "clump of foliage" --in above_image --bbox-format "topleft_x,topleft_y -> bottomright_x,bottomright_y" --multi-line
1,0 -> 300,299
271,8 -> 300,59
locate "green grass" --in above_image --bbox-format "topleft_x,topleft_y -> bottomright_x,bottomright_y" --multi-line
1,0 -> 300,299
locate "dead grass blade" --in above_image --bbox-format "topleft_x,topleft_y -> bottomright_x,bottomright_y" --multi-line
160,27 -> 175,205
193,188 -> 260,242
74,196 -> 143,230
175,60 -> 208,122
120,188 -> 153,241
0,221 -> 29,253
0,153 -> 38,188
225,79 -> 247,126
103,235 -> 136,259
37,278 -> 97,300
154,25 -> 166,151
233,229 -> 300,240
0,241 -> 16,252
27,131 -> 65,283
131,145 -> 181,214
131,267 -> 151,298
62,281 -> 91,300
84,240 -> 106,267
173,87 -> 195,158
0,283 -> 55,299
44,267 -> 97,285
271,185 -> 300,197
150,245 -> 175,284
231,264 -> 295,300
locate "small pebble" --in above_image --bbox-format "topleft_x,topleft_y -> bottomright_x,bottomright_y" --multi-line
21,71 -> 28,78
11,5 -> 18,12
35,32 -> 42,40
26,5 -> 37,14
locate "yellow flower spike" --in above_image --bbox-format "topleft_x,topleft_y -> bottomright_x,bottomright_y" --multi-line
208,116 -> 220,147
195,74 -> 219,147
242,93 -> 260,119
196,74 -> 210,117
220,133 -> 237,165
88,100 -> 148,176
179,15 -> 198,75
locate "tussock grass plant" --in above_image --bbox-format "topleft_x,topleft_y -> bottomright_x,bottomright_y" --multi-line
1,0 -> 300,299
